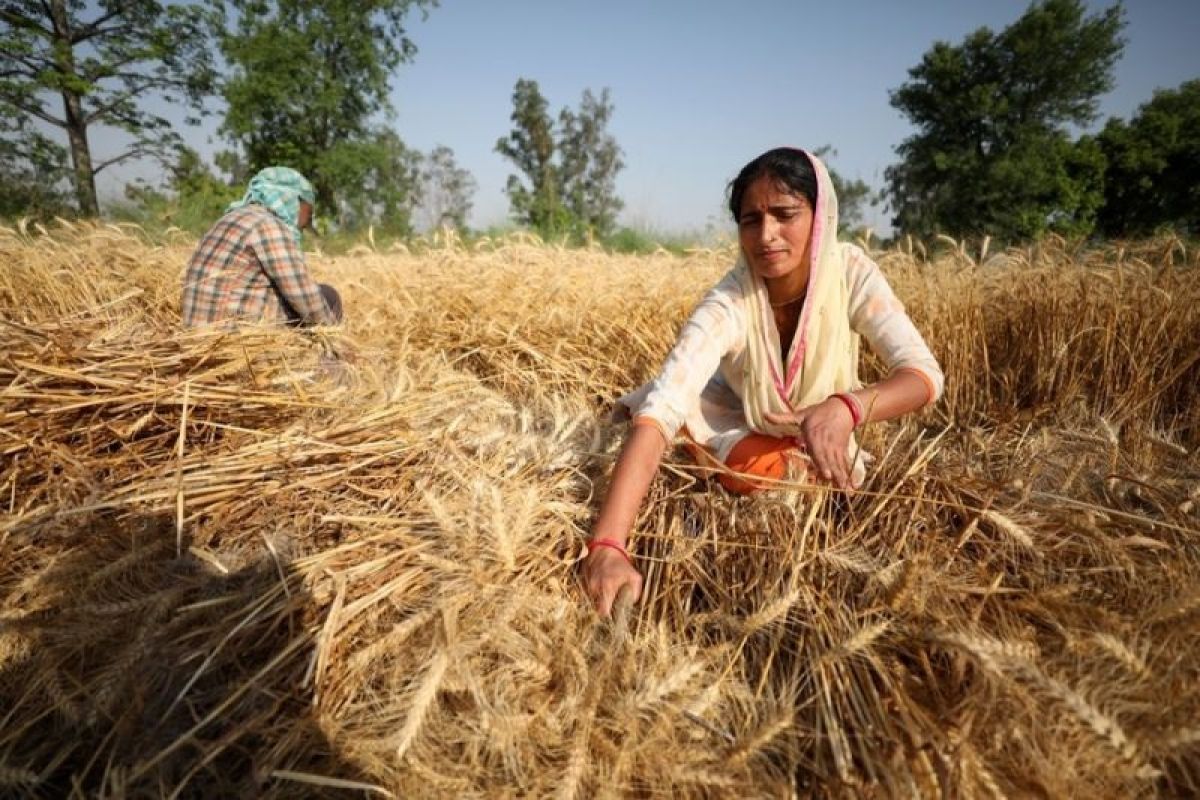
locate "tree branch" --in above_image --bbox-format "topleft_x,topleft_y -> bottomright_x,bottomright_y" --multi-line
74,22 -> 137,46
70,9 -> 125,44
2,95 -> 63,128
0,65 -> 35,79
80,50 -> 159,82
83,81 -> 163,125
14,106 -> 62,128
0,8 -> 52,38
0,50 -> 54,75
92,143 -> 164,175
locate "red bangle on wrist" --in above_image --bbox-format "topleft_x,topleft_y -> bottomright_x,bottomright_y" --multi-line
587,537 -> 633,565
831,392 -> 864,428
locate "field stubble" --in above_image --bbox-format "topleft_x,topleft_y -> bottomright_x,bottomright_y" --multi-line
0,221 -> 1198,797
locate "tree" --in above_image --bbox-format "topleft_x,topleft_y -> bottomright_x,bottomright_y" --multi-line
495,78 -> 625,240
884,0 -> 1124,241
218,0 -> 435,229
0,0 -> 218,216
417,144 -> 476,232
325,129 -> 422,233
494,78 -> 563,235
559,88 -> 624,238
1097,80 -> 1200,236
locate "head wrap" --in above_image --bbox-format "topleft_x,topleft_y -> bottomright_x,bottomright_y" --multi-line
226,166 -> 316,243
734,148 -> 865,485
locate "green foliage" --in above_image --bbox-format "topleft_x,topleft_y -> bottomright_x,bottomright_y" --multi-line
559,89 -> 624,238
1097,80 -> 1200,236
885,0 -> 1124,241
117,147 -> 241,234
601,225 -> 700,256
495,79 -> 561,235
217,0 -> 435,232
495,78 -> 625,241
602,226 -> 657,254
0,116 -> 73,219
0,0 -> 219,216
321,130 -> 422,235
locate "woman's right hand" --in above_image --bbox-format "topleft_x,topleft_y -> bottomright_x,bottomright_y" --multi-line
582,547 -> 643,619
765,397 -> 855,489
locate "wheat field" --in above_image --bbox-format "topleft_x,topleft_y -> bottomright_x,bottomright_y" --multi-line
1,220 -> 1198,798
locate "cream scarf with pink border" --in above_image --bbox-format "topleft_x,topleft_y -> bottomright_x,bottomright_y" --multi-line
734,150 -> 862,472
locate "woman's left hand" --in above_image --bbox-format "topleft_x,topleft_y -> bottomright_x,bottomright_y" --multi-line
765,398 -> 855,489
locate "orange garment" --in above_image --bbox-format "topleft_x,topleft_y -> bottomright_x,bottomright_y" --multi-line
633,418 -> 805,496
685,430 -> 801,495
715,433 -> 802,494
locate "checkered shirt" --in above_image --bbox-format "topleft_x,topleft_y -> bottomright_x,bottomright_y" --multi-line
181,205 -> 335,327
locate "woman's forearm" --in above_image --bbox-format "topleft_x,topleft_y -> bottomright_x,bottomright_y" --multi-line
592,422 -> 668,545
849,369 -> 933,424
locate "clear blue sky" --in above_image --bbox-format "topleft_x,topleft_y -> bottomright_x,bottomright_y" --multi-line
96,0 -> 1199,235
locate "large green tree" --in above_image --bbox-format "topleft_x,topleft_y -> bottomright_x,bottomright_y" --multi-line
884,0 -> 1124,241
495,78 -> 625,239
0,0 -> 217,216
217,0 -> 435,230
1097,79 -> 1200,237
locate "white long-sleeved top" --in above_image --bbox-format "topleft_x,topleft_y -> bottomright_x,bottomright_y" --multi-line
622,243 -> 944,462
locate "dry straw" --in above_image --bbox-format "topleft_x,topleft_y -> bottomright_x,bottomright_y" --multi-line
1,221 -> 1198,796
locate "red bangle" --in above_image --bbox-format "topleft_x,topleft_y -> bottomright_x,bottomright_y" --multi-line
587,537 -> 633,565
831,392 -> 863,427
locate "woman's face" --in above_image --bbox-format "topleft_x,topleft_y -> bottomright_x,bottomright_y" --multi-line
737,175 -> 814,282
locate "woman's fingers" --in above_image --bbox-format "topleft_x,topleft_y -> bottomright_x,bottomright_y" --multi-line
798,401 -> 855,488
814,439 -> 836,483
764,410 -> 806,428
596,575 -> 620,618
837,441 -> 852,488
832,437 -> 851,487
814,430 -> 845,486
830,450 -> 848,488
584,551 -> 642,619
595,574 -> 641,619
802,421 -> 830,480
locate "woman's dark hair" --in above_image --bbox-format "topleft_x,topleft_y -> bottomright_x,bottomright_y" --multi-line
727,148 -> 817,221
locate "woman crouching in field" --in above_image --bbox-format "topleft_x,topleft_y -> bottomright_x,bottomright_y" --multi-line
583,147 -> 944,617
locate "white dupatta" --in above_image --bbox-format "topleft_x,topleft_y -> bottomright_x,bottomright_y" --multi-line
735,150 -> 864,484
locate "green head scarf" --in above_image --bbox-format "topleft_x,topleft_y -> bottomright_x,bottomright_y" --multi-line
226,166 -> 316,243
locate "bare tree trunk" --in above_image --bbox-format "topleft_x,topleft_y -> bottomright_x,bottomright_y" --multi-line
62,97 -> 98,217
49,0 -> 99,216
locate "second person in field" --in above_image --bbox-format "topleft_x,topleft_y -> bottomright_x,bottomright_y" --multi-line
182,166 -> 344,329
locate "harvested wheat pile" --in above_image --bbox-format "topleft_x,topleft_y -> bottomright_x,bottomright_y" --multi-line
1,220 -> 1198,798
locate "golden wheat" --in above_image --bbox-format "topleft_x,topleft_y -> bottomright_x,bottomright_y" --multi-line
0,222 -> 1198,796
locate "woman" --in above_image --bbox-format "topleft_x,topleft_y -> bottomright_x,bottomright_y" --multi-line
182,166 -> 343,328
583,148 -> 943,617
